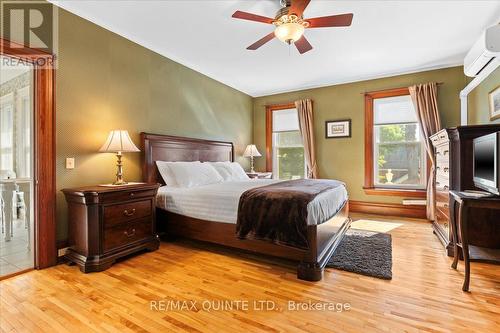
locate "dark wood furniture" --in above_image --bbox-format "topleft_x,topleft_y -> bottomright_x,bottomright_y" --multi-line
62,183 -> 160,272
141,132 -> 351,282
1,38 -> 56,269
430,124 -> 500,255
449,191 -> 500,291
430,129 -> 452,254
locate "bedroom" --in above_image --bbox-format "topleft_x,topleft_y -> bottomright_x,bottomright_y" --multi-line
0,0 -> 499,332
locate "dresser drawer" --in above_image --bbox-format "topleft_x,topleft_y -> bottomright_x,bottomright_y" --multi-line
436,191 -> 449,204
103,219 -> 152,252
435,207 -> 450,235
430,129 -> 449,146
100,188 -> 158,204
436,146 -> 450,162
436,200 -> 450,213
103,199 -> 153,228
436,177 -> 449,191
435,164 -> 450,177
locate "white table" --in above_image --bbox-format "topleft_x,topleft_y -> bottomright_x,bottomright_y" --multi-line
0,178 -> 31,242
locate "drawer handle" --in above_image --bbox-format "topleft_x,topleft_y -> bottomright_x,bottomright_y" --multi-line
124,228 -> 136,237
123,208 -> 136,217
443,150 -> 449,155
443,167 -> 449,172
443,185 -> 449,190
130,192 -> 135,197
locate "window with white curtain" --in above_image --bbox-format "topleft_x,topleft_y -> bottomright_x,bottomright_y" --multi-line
272,108 -> 306,180
373,95 -> 427,189
16,86 -> 32,178
0,93 -> 14,172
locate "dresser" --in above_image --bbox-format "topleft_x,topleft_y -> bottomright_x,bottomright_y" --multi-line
62,183 -> 160,272
430,129 -> 452,254
430,124 -> 500,256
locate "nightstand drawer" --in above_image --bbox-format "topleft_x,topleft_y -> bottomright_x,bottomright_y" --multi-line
100,188 -> 158,204
103,199 -> 152,228
103,219 -> 152,252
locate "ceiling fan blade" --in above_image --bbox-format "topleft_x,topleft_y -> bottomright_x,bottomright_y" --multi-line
232,10 -> 274,24
307,13 -> 353,28
294,35 -> 313,54
288,0 -> 311,17
247,32 -> 276,50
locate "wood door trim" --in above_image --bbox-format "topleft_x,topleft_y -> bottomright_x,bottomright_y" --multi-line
265,102 -> 296,172
1,38 -> 57,269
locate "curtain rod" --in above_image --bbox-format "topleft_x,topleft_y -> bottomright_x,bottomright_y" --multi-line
360,82 -> 444,95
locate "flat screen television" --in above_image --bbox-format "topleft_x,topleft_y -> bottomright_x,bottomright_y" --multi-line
473,132 -> 500,195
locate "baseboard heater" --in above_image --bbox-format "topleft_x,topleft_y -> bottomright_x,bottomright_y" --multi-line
402,199 -> 426,206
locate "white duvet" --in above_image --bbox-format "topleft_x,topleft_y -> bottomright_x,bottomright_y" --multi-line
156,179 -> 348,225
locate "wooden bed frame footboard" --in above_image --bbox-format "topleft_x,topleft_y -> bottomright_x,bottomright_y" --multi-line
157,202 -> 350,281
141,132 -> 351,281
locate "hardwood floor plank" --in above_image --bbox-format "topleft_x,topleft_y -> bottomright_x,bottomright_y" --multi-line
1,214 -> 499,332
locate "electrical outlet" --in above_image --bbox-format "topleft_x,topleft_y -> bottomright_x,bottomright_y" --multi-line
66,157 -> 75,169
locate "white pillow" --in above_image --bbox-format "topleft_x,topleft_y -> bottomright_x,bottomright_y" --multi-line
168,162 -> 223,188
208,161 -> 249,181
228,162 -> 250,180
156,161 -> 192,186
209,162 -> 233,181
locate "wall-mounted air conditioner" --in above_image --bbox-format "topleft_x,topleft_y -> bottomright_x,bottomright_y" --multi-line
464,24 -> 500,77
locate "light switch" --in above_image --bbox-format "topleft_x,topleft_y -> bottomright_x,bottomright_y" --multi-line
66,158 -> 75,169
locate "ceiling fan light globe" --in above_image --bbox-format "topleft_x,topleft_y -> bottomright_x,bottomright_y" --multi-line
274,22 -> 304,44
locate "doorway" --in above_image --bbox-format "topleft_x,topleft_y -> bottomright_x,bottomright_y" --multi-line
0,56 -> 35,276
0,38 -> 56,278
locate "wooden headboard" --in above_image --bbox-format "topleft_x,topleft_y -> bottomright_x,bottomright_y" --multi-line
140,133 -> 234,184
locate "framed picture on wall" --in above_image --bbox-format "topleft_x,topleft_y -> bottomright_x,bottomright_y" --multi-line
325,119 -> 351,138
489,86 -> 500,120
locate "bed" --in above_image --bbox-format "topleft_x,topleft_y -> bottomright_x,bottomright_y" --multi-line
141,133 -> 351,281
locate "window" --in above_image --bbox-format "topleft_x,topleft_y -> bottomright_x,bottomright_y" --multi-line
266,104 -> 306,180
364,88 -> 427,196
0,94 -> 14,172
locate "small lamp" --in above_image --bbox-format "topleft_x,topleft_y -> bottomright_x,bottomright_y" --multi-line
99,130 -> 140,185
243,144 -> 262,173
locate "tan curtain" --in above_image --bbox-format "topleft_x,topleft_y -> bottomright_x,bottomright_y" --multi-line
295,99 -> 319,179
408,82 -> 442,221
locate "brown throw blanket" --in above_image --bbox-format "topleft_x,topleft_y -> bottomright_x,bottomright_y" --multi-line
236,179 -> 345,249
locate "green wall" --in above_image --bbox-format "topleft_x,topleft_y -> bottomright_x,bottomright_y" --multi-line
468,67 -> 500,125
0,7 -> 253,241
253,66 -> 466,204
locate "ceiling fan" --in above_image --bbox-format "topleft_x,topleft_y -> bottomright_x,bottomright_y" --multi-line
231,0 -> 353,54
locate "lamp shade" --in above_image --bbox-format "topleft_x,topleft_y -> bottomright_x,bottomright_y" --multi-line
99,130 -> 140,153
243,144 -> 261,158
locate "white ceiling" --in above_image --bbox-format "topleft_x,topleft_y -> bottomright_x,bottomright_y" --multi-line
50,1 -> 500,97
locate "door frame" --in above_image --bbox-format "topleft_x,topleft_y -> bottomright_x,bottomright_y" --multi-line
1,38 -> 56,268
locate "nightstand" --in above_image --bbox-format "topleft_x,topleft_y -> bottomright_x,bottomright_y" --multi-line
246,172 -> 272,179
62,183 -> 160,273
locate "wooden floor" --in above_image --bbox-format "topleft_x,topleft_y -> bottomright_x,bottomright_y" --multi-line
1,214 -> 499,332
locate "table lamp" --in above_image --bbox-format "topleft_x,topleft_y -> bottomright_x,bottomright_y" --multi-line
243,144 -> 262,173
99,130 -> 140,185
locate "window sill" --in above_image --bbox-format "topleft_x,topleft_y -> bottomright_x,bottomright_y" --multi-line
363,187 -> 427,198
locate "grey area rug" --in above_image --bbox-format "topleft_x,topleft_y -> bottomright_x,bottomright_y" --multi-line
327,229 -> 392,280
